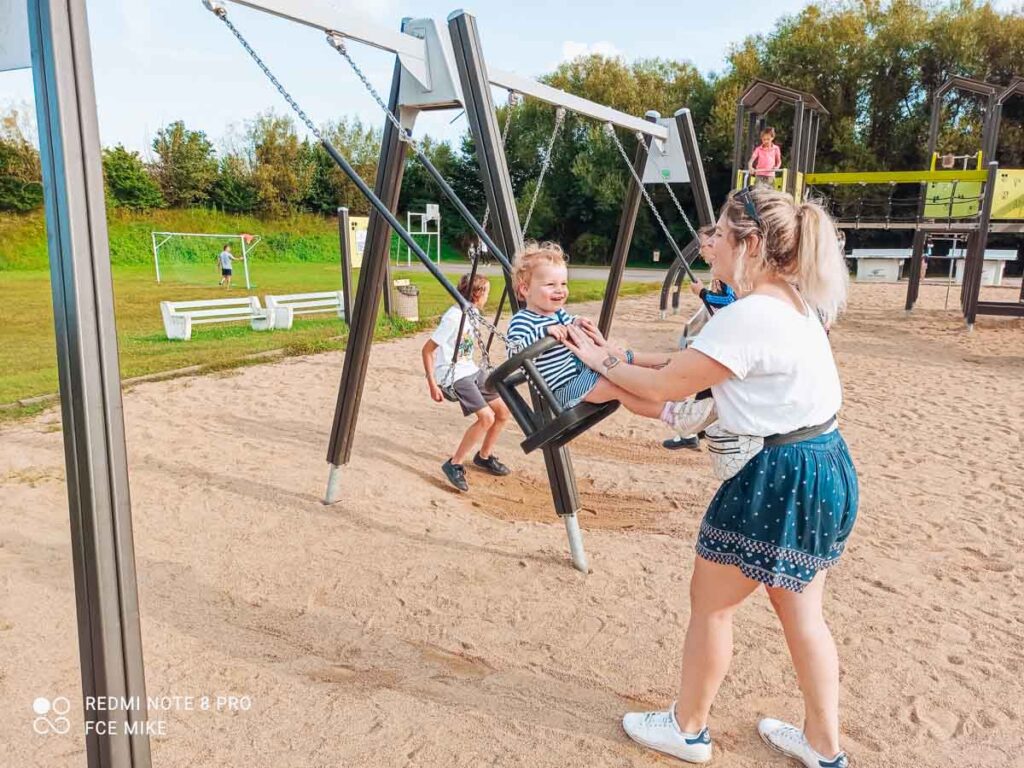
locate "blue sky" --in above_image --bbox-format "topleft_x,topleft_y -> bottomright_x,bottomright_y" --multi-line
1,0 -> 1020,154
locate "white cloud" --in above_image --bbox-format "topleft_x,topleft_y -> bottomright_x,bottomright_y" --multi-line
560,40 -> 624,62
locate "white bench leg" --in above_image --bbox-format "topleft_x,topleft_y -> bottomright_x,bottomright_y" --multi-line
251,312 -> 274,332
164,315 -> 191,341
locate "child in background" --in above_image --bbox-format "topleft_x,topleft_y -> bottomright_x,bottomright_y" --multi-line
664,226 -> 738,450
506,242 -> 665,418
422,274 -> 513,493
218,243 -> 242,287
748,127 -> 782,186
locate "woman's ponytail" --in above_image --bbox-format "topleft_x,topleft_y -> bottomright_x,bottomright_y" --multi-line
795,202 -> 848,325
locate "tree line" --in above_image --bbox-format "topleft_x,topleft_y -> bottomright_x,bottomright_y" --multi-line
1,0 -> 1022,262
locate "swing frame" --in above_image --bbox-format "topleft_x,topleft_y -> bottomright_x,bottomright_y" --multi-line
12,1 -> 711,762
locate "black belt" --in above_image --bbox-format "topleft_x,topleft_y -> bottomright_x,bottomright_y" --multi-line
764,417 -> 837,447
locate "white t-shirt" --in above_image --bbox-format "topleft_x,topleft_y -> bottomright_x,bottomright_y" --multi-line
218,250 -> 233,269
690,294 -> 841,437
430,305 -> 479,382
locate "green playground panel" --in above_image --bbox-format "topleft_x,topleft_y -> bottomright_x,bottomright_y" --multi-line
923,180 -> 982,219
735,169 -> 788,191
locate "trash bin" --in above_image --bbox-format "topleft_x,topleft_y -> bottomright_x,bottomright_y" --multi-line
393,281 -> 419,321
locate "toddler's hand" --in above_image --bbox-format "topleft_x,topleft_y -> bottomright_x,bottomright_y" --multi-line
547,325 -> 570,342
689,278 -> 705,296
428,382 -> 444,403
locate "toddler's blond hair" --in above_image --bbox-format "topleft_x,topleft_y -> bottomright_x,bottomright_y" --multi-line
512,241 -> 567,300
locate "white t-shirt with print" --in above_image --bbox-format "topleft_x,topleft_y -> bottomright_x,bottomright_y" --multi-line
430,305 -> 479,383
690,294 -> 841,437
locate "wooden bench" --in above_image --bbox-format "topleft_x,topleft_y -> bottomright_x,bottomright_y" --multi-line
264,290 -> 345,330
160,297 -> 272,341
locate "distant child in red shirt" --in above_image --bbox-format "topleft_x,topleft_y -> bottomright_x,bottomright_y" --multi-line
748,127 -> 782,186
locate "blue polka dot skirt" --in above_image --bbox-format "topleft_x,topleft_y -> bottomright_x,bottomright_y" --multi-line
696,429 -> 858,592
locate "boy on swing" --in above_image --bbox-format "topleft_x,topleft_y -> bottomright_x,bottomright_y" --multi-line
422,274 -> 513,493
505,242 -> 668,416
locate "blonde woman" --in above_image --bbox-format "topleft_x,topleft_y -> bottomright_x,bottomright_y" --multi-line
565,187 -> 857,768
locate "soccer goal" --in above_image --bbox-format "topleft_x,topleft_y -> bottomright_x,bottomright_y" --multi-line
395,203 -> 441,267
152,231 -> 261,289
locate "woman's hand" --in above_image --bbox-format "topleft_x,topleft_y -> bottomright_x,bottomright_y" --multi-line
564,325 -> 612,371
574,317 -> 627,355
573,316 -> 604,342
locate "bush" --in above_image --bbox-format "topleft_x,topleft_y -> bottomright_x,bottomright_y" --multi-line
102,146 -> 164,210
570,232 -> 611,265
0,177 -> 43,212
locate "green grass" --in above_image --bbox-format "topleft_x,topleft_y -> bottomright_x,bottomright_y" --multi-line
0,262 -> 659,412
1,208 -> 464,270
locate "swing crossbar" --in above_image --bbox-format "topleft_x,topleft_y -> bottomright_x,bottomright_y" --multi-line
219,1 -> 668,139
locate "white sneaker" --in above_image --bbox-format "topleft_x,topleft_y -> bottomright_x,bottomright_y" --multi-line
622,703 -> 712,764
661,398 -> 717,437
757,718 -> 849,768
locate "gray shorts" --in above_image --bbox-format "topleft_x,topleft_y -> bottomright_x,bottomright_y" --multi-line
453,369 -> 499,417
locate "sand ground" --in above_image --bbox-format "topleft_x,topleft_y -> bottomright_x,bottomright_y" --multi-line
1,281 -> 1022,767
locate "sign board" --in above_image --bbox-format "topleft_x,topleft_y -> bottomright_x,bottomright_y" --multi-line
0,0 -> 31,72
348,216 -> 369,269
992,169 -> 1024,221
641,117 -> 690,185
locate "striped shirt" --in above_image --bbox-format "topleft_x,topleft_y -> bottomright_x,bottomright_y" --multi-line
506,308 -> 580,392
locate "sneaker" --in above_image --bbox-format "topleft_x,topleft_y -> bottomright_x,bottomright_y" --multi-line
473,452 -> 511,476
663,435 -> 701,451
757,718 -> 849,768
622,703 -> 712,764
662,398 -> 717,437
441,459 -> 469,492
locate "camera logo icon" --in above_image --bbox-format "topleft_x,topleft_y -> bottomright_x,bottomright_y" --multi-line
32,696 -> 71,735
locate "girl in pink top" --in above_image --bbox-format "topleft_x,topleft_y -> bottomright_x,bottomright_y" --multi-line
748,127 -> 782,185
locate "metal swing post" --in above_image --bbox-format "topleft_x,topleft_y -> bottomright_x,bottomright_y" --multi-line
324,59 -> 412,503
449,9 -> 590,573
28,0 -> 152,764
600,114 -> 653,336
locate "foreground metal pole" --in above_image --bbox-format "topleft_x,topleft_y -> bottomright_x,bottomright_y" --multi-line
449,9 -> 589,573
905,229 -> 927,311
28,1 -> 151,765
324,60 -> 412,502
337,206 -> 353,323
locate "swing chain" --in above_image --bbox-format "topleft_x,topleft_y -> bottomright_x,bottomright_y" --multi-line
210,7 -> 326,145
328,34 -> 425,153
480,92 -> 520,235
638,128 -> 699,241
466,307 -> 512,374
521,107 -> 566,235
604,123 -> 683,250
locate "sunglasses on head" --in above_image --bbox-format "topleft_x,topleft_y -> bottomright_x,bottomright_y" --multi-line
734,187 -> 762,227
